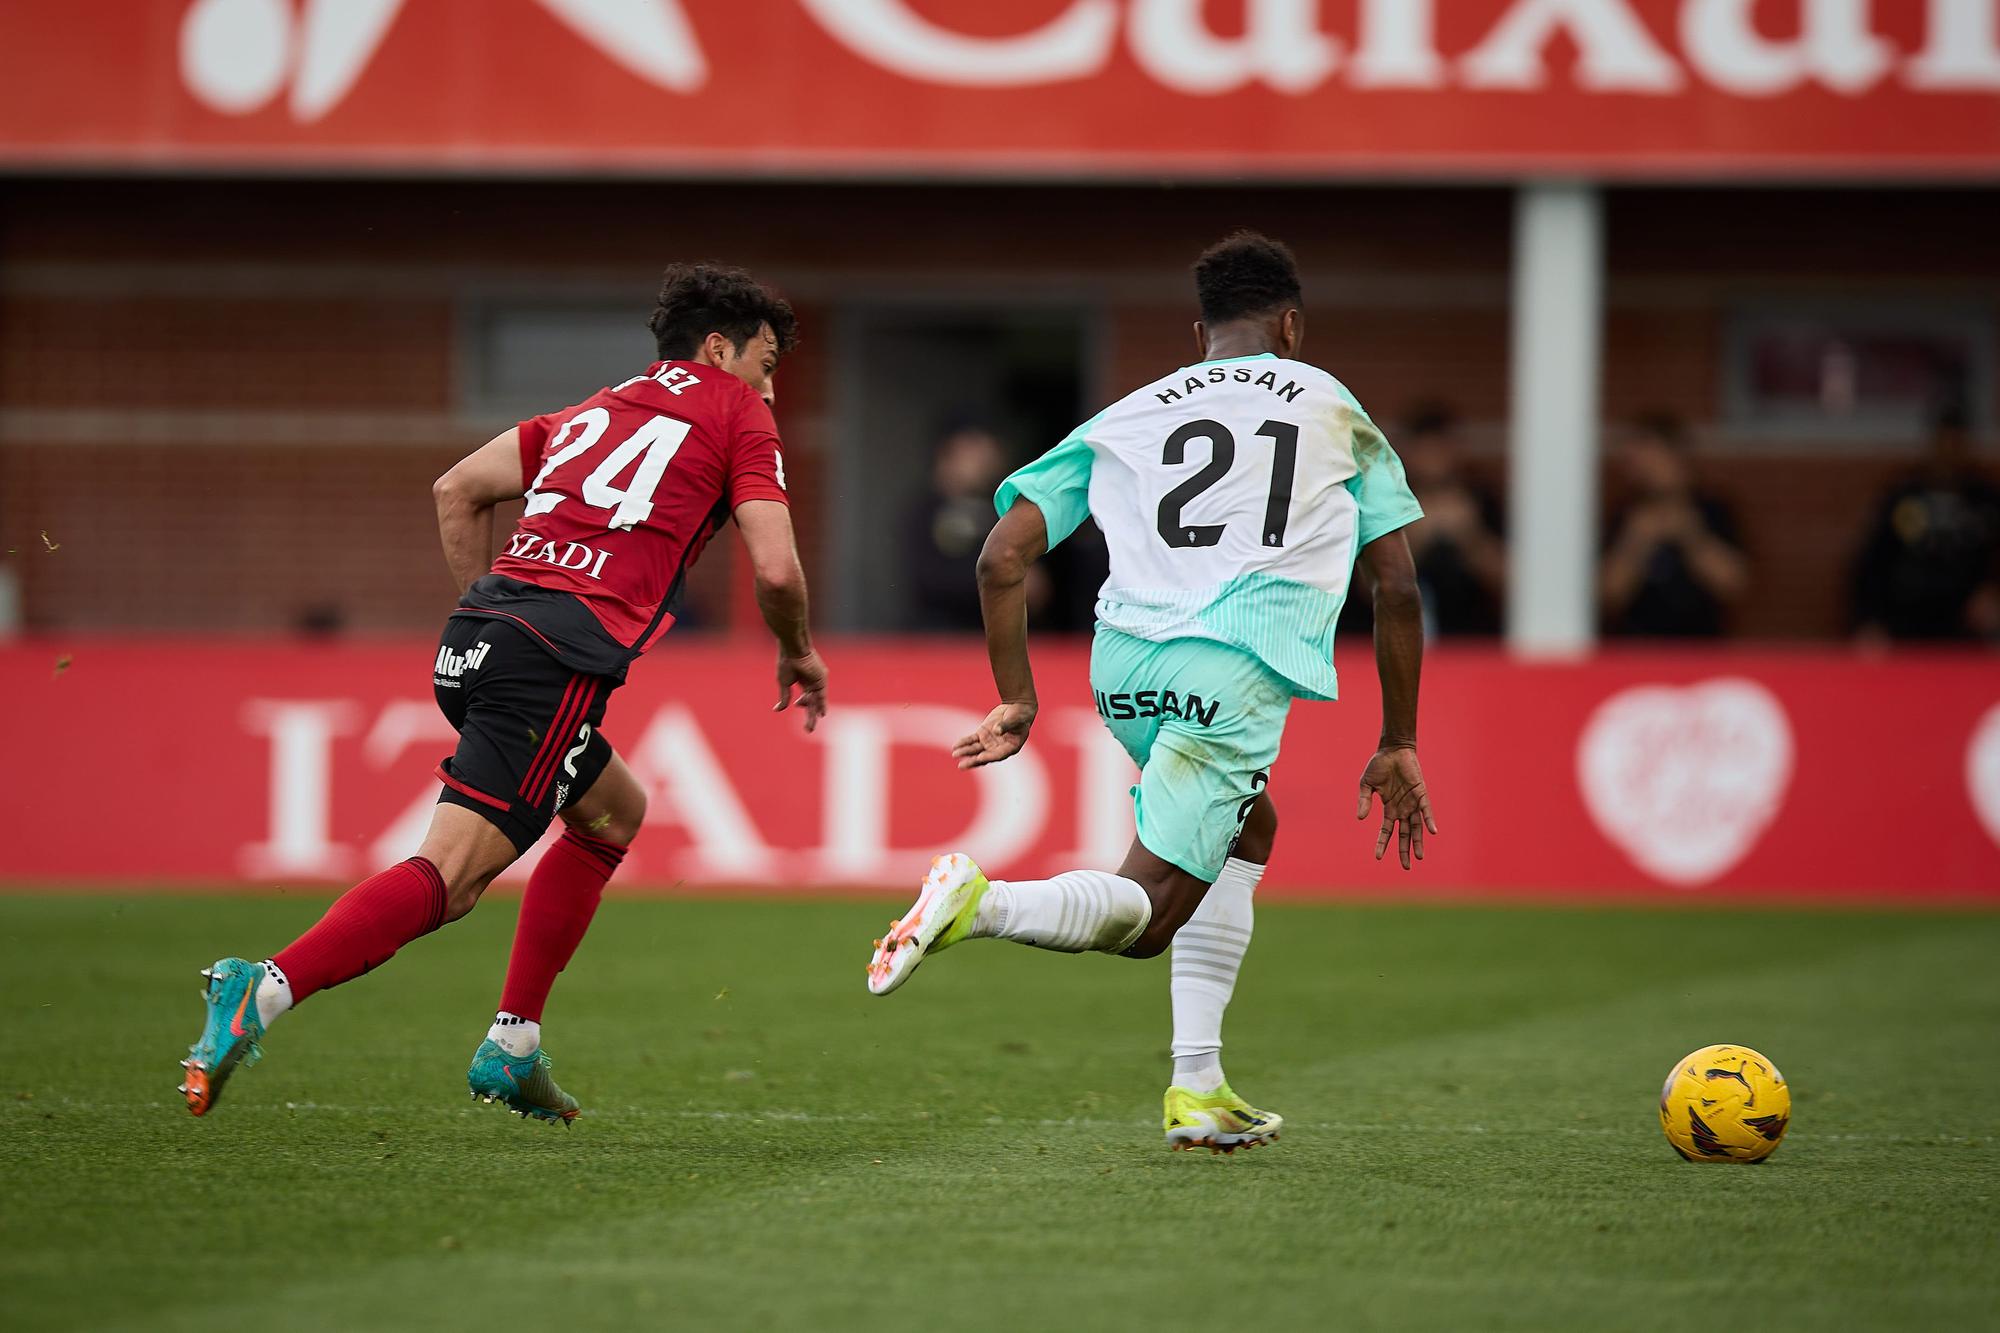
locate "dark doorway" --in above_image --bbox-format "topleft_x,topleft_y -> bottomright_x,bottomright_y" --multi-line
830,304 -> 1103,633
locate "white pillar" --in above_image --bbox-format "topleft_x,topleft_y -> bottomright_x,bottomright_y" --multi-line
1506,181 -> 1605,656
0,565 -> 19,637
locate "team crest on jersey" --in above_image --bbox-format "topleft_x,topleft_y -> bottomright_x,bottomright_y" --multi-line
553,781 -> 571,813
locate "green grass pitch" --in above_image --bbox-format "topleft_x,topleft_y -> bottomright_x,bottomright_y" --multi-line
3,892 -> 1996,1332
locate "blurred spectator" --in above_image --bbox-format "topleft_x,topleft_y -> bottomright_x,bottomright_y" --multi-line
1599,413 -> 1748,638
1849,407 -> 2000,643
1399,404 -> 1506,636
901,423 -> 1011,630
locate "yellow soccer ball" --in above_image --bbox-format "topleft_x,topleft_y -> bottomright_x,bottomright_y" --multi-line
1659,1044 -> 1791,1163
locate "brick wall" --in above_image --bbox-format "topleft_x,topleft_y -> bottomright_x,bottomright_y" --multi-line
1,180 -> 1994,640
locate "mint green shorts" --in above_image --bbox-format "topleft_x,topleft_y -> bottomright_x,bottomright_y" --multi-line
1089,626 -> 1292,881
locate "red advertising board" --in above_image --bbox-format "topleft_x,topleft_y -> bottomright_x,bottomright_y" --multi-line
3,638 -> 1996,900
1,1 -> 1997,178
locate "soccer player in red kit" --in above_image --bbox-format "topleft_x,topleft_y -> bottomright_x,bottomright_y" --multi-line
179,265 -> 827,1122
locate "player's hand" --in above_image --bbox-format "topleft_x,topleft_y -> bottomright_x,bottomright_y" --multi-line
775,650 -> 828,733
1356,745 -> 1438,870
952,701 -> 1038,769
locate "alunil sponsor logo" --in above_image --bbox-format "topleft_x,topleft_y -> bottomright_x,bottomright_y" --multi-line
434,641 -> 493,680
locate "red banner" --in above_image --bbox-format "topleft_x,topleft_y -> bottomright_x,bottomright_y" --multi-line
3,638 -> 1996,900
1,2 -> 1997,178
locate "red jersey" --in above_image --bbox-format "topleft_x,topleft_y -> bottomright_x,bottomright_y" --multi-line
455,361 -> 788,680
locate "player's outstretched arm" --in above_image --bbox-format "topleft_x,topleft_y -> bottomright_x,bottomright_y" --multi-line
433,429 -> 529,594
735,499 -> 827,733
953,499 -> 1049,769
1354,529 -> 1438,870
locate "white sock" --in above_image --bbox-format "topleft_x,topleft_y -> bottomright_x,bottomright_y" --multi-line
1169,857 -> 1262,1092
968,871 -> 1151,954
255,959 -> 294,1028
487,1012 -> 541,1057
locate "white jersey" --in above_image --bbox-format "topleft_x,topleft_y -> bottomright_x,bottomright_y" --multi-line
996,354 -> 1422,700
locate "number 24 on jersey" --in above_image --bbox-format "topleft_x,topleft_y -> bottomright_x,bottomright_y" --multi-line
523,408 -> 693,531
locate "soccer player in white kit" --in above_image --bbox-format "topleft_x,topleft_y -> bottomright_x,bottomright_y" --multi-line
866,232 -> 1439,1153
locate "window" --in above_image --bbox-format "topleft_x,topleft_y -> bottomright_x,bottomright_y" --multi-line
827,303 -> 1097,632
459,295 -> 653,420
1723,301 -> 1993,444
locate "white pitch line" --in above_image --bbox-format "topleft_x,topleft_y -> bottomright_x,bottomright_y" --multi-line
13,1098 -> 1996,1145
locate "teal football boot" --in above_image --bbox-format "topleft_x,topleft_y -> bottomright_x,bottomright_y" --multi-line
468,1040 -> 580,1124
179,958 -> 268,1117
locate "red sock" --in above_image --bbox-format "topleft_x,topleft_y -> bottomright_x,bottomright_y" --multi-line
498,828 -> 626,1022
274,857 -> 449,1004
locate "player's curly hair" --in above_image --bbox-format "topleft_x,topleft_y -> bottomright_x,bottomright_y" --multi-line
647,263 -> 800,362
1193,230 -> 1303,326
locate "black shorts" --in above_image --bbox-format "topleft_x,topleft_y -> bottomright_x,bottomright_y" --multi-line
433,617 -> 616,854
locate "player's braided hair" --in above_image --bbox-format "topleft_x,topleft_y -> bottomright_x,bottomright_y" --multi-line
1192,230 -> 1303,326
647,263 -> 800,361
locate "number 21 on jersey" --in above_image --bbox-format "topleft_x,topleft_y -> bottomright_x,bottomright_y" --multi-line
524,408 -> 693,531
1157,418 -> 1300,550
